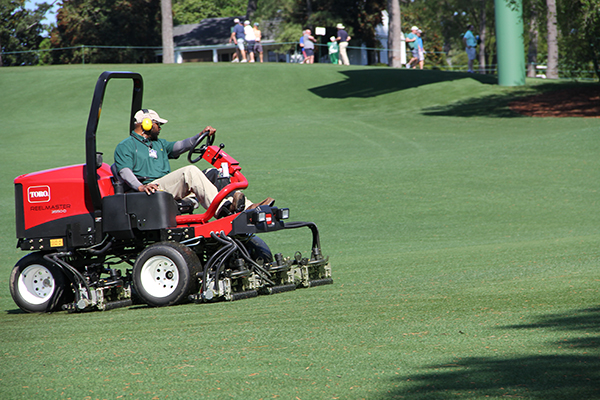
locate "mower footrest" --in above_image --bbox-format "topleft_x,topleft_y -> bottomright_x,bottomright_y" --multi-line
308,278 -> 333,287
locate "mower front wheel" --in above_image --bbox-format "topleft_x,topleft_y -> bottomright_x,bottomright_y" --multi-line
133,242 -> 201,307
244,236 -> 273,264
9,252 -> 71,313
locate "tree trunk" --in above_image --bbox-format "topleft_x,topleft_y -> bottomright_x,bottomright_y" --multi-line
478,0 -> 486,74
387,0 -> 402,68
527,2 -> 538,78
246,0 -> 258,20
546,0 -> 558,78
161,0 -> 174,64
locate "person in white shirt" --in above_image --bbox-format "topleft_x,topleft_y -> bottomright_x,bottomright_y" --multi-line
244,21 -> 256,63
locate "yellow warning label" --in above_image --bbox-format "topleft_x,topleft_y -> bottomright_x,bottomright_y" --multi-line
50,238 -> 64,247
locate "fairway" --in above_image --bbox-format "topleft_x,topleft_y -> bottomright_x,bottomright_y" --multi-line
1,63 -> 599,399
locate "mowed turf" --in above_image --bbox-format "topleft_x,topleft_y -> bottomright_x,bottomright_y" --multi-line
0,63 -> 599,399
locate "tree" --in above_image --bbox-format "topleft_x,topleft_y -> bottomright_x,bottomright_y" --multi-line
172,0 -> 245,25
161,0 -> 174,63
545,0 -> 558,78
387,0 -> 402,67
557,0 -> 600,80
0,0 -> 51,66
525,0 -> 539,77
50,0 -> 161,64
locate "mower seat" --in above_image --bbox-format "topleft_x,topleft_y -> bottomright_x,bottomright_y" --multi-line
109,164 -> 230,215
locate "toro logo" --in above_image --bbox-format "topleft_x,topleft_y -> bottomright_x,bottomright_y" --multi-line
28,185 -> 51,203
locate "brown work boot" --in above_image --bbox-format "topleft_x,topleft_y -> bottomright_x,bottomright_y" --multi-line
216,192 -> 246,219
230,191 -> 246,213
247,197 -> 275,210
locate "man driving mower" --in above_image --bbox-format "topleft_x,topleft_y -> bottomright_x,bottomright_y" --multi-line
114,109 -> 274,218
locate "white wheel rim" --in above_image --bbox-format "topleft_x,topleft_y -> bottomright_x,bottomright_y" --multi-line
140,255 -> 180,298
18,264 -> 55,305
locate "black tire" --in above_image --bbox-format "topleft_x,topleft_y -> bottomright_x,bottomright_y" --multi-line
133,242 -> 201,307
244,236 -> 273,264
9,253 -> 71,313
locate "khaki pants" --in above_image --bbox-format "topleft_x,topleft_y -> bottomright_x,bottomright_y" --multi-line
339,42 -> 349,65
152,165 -> 252,210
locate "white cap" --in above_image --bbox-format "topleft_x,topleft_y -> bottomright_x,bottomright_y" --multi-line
244,20 -> 250,25
411,26 -> 419,31
233,18 -> 240,23
336,23 -> 344,29
134,109 -> 168,124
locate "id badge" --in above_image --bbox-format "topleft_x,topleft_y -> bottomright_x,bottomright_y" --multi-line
149,148 -> 158,159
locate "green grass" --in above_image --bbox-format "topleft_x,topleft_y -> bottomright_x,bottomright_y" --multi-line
1,63 -> 599,399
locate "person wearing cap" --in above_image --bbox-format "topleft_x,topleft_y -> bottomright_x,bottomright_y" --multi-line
244,20 -> 256,62
114,109 -> 274,218
299,30 -> 307,63
327,36 -> 339,65
335,23 -> 351,65
405,26 -> 419,68
416,29 -> 425,69
303,28 -> 317,64
253,22 -> 263,63
463,24 -> 477,73
230,18 -> 247,63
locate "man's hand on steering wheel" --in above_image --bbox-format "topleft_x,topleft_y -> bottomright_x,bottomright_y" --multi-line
188,126 -> 217,163
204,126 -> 216,136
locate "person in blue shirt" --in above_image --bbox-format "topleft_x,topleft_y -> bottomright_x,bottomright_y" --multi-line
463,24 -> 477,73
416,29 -> 425,69
230,18 -> 247,63
405,26 -> 419,69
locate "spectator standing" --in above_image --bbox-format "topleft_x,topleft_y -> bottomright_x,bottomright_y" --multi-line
244,20 -> 256,63
327,36 -> 339,64
230,18 -> 247,63
405,26 -> 418,68
299,30 -> 306,63
336,23 -> 351,65
253,22 -> 264,63
228,21 -> 238,62
416,29 -> 425,69
463,24 -> 477,73
303,29 -> 317,64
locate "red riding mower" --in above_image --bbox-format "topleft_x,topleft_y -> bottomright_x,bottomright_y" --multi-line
10,71 -> 332,313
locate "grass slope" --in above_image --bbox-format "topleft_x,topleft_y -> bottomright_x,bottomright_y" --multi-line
0,64 -> 599,399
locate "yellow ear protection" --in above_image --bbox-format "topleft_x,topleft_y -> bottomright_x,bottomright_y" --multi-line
140,109 -> 153,132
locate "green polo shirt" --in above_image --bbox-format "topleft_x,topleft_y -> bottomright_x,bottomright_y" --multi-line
114,133 -> 176,184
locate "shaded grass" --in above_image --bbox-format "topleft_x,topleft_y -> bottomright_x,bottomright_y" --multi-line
0,64 -> 599,399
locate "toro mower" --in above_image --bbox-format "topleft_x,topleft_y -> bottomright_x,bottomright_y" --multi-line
10,71 -> 332,313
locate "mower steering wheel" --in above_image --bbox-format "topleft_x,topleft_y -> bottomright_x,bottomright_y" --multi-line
187,130 -> 215,163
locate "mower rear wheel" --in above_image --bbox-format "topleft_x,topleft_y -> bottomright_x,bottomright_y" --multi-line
9,253 -> 71,313
133,242 -> 201,307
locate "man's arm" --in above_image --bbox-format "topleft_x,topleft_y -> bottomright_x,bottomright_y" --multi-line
171,126 -> 217,157
118,167 -> 145,192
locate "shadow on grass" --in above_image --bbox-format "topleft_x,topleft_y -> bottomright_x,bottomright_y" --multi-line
421,82 -> 595,118
385,307 -> 600,399
309,69 -> 496,99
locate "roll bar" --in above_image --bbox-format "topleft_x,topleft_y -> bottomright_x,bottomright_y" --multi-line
85,71 -> 144,212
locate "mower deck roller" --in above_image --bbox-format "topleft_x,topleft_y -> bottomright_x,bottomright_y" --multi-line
9,71 -> 332,313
